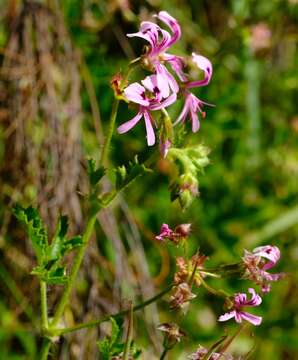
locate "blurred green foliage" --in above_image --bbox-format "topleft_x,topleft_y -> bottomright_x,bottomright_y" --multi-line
0,0 -> 297,359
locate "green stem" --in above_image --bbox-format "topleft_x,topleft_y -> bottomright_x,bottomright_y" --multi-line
55,284 -> 173,335
50,216 -> 97,327
218,323 -> 248,355
160,348 -> 168,360
100,98 -> 119,166
40,338 -> 51,360
123,302 -> 133,360
199,275 -> 230,298
40,281 -> 48,329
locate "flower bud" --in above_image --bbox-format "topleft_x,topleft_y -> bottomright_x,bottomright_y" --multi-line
174,223 -> 191,237
158,323 -> 186,349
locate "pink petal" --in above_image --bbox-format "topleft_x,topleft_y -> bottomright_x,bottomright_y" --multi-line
239,311 -> 262,326
163,65 -> 179,93
234,292 -> 247,306
155,29 -> 172,54
127,21 -> 160,51
261,271 -> 284,282
190,109 -> 200,133
164,53 -> 187,81
218,310 -> 236,322
117,111 -> 143,134
186,52 -> 213,88
143,111 -> 155,146
124,83 -> 149,106
141,75 -> 158,93
150,93 -> 177,110
174,97 -> 190,125
235,311 -> 244,323
246,288 -> 262,306
253,245 -> 280,270
157,11 -> 181,47
155,63 -> 170,98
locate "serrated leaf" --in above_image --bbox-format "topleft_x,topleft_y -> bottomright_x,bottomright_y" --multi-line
44,266 -> 68,285
115,156 -> 152,191
60,236 -> 83,256
87,158 -> 105,186
13,204 -> 48,264
31,265 -> 68,285
110,317 -> 120,347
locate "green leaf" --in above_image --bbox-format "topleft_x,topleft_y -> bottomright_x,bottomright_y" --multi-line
97,337 -> 110,360
13,204 -> 48,264
47,215 -> 69,261
60,236 -> 83,256
31,265 -> 68,285
110,317 -> 120,347
87,158 -> 105,186
44,267 -> 68,285
47,216 -> 83,262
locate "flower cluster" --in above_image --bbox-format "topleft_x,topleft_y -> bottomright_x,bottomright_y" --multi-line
173,254 -> 209,286
169,254 -> 208,312
117,11 -> 213,153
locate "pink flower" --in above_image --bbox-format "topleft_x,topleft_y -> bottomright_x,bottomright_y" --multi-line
127,11 -> 184,94
155,223 -> 191,243
155,223 -> 174,241
243,245 -> 284,293
174,92 -> 209,132
188,346 -> 233,360
175,53 -> 213,132
218,288 -> 262,326
117,75 -> 176,145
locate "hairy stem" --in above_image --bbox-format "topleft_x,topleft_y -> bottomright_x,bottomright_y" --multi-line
40,281 -> 48,329
100,98 -> 119,166
54,284 -> 173,335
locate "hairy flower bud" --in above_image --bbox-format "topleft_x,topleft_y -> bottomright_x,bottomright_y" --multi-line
169,282 -> 196,312
158,323 -> 186,349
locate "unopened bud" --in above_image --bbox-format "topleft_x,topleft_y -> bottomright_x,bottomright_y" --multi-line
175,223 -> 191,237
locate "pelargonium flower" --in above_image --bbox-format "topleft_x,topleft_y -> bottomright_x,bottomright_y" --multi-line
218,288 -> 262,326
155,223 -> 174,241
174,92 -> 208,132
175,53 -> 213,132
117,75 -> 176,145
188,345 -> 233,360
127,11 -> 185,95
243,245 -> 284,293
155,223 -> 191,243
